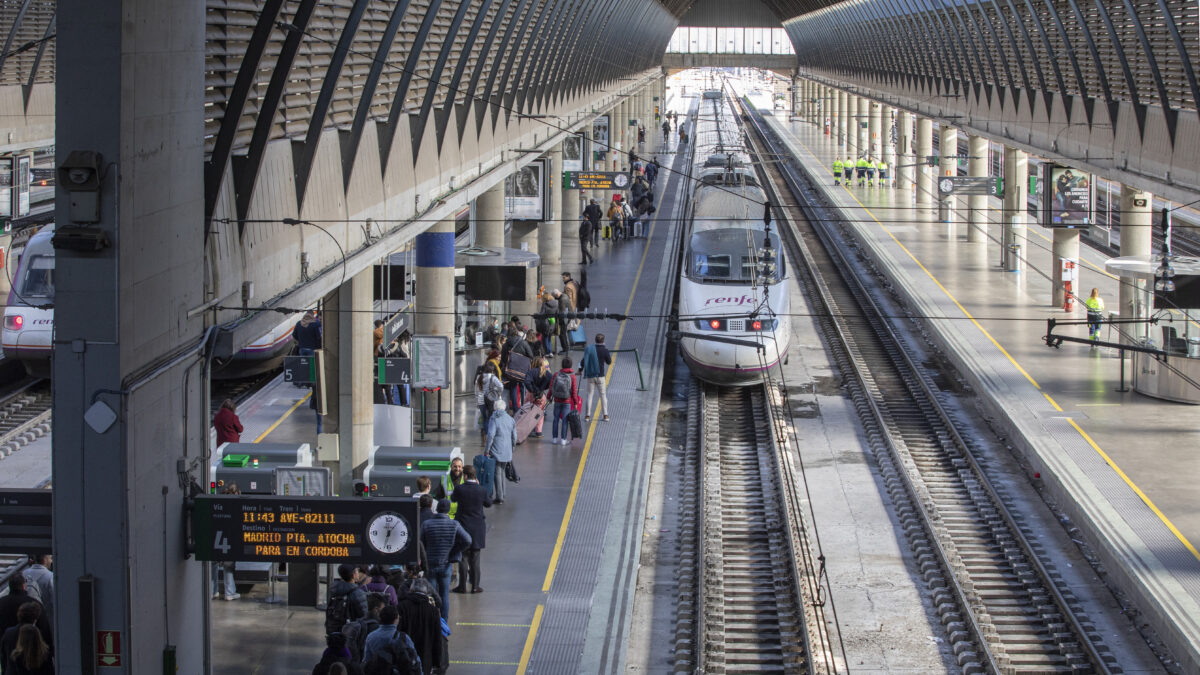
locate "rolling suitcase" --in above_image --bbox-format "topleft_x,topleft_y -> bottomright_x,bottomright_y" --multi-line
473,454 -> 496,496
569,327 -> 586,347
514,402 -> 544,444
567,410 -> 583,440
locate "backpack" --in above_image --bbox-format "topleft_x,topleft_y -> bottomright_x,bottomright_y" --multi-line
343,617 -> 380,661
325,593 -> 350,635
551,371 -> 572,400
576,284 -> 591,310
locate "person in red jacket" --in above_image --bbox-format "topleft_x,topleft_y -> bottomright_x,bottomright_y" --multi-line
213,399 -> 243,445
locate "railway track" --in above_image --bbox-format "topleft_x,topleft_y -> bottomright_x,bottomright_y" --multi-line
0,380 -> 51,460
744,104 -> 1119,673
677,381 -> 812,674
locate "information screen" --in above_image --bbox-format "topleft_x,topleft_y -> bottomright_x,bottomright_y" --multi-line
191,495 -> 420,565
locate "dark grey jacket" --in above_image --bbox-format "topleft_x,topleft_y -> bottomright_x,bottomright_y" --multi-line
420,514 -> 472,569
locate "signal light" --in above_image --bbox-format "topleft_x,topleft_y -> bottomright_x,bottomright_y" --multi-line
709,319 -> 721,330
210,481 -> 216,494
751,320 -> 762,331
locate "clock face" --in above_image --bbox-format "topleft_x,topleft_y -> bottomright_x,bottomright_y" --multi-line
614,173 -> 630,188
939,178 -> 954,194
366,511 -> 410,555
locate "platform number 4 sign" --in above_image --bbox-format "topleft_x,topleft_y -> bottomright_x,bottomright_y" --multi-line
213,530 -> 231,555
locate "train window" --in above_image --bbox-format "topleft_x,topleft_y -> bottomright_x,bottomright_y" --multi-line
692,253 -> 731,279
19,255 -> 54,299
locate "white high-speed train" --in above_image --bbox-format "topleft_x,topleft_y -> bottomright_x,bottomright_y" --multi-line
678,91 -> 791,385
2,224 -> 299,379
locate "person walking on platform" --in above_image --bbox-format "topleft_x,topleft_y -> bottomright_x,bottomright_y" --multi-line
485,401 -> 515,505
1085,288 -> 1106,342
213,398 -> 243,445
878,158 -> 889,188
867,157 -> 878,187
662,119 -> 671,140
584,199 -> 602,248
450,464 -> 491,593
420,499 -> 471,621
562,272 -> 580,310
605,199 -> 622,242
856,156 -> 869,187
579,218 -> 594,265
832,157 -> 843,185
645,158 -> 659,187
550,357 -> 579,445
552,289 -> 574,354
581,334 -> 612,422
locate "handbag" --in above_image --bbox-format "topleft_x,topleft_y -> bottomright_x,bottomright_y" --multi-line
504,351 -> 531,381
504,460 -> 520,483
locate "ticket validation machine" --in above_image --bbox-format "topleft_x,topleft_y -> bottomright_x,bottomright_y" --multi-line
364,446 -> 464,497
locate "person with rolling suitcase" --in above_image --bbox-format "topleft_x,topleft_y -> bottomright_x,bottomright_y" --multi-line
523,357 -> 553,440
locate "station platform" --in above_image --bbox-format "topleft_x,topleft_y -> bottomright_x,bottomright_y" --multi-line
766,115 -> 1200,671
211,128 -> 689,674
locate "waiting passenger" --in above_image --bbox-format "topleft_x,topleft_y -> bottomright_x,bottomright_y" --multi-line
326,564 -> 368,635
485,401 -> 516,504
5,624 -> 53,675
213,398 -> 243,445
311,632 -> 363,675
450,464 -> 491,593
361,605 -> 420,671
420,500 -> 472,621
581,334 -> 612,422
550,358 -> 579,445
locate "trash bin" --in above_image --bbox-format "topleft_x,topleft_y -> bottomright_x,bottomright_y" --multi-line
1189,337 -> 1200,359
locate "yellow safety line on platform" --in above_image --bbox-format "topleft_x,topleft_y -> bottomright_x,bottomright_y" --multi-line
786,129 -> 1200,564
517,604 -> 544,674
522,169 -> 668,674
253,392 -> 311,443
450,661 -> 521,666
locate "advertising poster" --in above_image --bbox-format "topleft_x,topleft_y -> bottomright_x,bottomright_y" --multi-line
562,134 -> 586,172
1043,164 -> 1092,228
592,115 -> 610,161
505,160 -> 545,221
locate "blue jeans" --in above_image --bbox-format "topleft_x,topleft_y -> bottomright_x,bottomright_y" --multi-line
552,402 -> 570,440
431,564 -> 453,621
211,563 -> 235,597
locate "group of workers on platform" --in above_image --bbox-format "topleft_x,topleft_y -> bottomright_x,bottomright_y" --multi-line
833,156 -> 890,188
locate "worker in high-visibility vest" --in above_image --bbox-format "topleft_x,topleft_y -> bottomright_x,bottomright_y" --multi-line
867,157 -> 878,187
833,157 -> 844,185
1084,288 -> 1105,341
878,159 -> 890,188
856,156 -> 869,186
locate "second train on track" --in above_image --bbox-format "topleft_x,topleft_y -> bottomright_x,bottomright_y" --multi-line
678,89 -> 791,386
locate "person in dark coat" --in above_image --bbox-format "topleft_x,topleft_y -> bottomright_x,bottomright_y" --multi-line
0,577 -> 50,653
213,398 -> 243,445
450,465 -> 492,593
311,633 -> 364,675
396,577 -> 447,675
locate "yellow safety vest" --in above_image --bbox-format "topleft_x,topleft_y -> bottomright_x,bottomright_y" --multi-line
833,159 -> 843,172
1084,296 -> 1104,314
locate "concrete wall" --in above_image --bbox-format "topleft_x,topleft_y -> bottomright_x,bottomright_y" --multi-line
0,84 -> 54,152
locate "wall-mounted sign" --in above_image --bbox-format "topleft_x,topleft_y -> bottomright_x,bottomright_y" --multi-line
282,355 -> 317,384
412,335 -> 451,389
937,176 -> 1002,197
592,115 -> 610,161
563,171 -> 631,190
378,357 -> 411,386
1042,164 -> 1093,228
562,134 -> 587,173
505,159 -> 548,222
0,489 -> 52,554
190,495 -> 420,565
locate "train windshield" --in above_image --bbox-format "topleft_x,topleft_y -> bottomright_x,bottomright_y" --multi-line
17,254 -> 54,300
688,229 -> 783,284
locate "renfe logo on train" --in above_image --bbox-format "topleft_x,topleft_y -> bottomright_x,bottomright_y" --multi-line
704,294 -> 758,307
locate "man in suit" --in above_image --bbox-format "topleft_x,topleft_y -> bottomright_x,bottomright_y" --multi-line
449,465 -> 492,593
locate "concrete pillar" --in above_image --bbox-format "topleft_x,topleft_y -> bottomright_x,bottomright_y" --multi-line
539,145 -> 562,267
1001,146 -> 1028,270
1052,228 -> 1081,309
615,100 -> 628,171
882,106 -> 897,188
857,96 -> 870,160
509,222 -> 539,319
938,125 -> 958,223
916,117 -> 933,206
837,90 -> 849,150
562,186 -> 583,266
967,135 -> 989,243
868,100 -> 882,160
415,219 -> 456,429
1119,185 -> 1154,343
897,111 -> 915,195
791,76 -> 800,120
474,184 -> 505,248
323,268 -> 375,492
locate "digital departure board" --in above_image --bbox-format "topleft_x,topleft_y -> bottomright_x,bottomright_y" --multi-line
563,171 -> 631,190
190,495 -> 419,565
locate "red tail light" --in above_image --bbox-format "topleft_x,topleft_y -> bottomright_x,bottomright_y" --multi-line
709,319 -> 721,329
4,315 -> 23,330
751,320 -> 762,331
